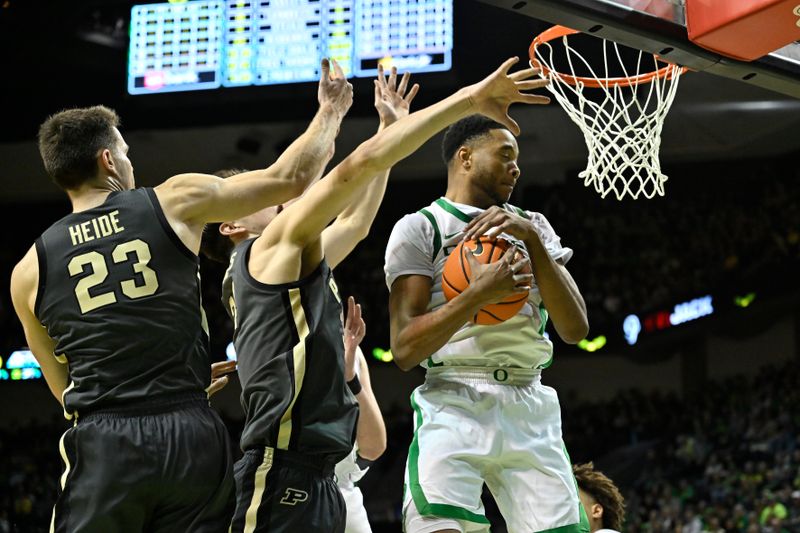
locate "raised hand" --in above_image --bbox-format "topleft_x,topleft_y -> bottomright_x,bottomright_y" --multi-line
465,57 -> 550,135
318,58 -> 354,118
464,245 -> 532,305
343,296 -> 366,381
374,65 -> 420,127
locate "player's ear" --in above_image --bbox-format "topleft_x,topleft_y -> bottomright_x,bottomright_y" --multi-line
591,502 -> 604,521
98,148 -> 115,176
456,146 -> 472,170
219,222 -> 247,238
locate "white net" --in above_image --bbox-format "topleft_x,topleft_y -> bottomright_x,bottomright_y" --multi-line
532,32 -> 684,200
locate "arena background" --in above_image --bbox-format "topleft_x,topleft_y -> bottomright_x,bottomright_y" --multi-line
0,1 -> 798,531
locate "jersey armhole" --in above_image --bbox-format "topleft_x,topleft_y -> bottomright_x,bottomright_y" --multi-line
33,238 -> 47,320
143,187 -> 197,262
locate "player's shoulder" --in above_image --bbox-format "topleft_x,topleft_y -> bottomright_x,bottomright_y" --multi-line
10,244 -> 38,300
391,208 -> 436,236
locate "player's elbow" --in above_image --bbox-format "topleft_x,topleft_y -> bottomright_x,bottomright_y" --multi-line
391,347 -> 418,372
559,319 -> 589,345
357,437 -> 387,461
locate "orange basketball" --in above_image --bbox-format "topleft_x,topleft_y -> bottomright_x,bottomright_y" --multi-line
442,236 -> 531,325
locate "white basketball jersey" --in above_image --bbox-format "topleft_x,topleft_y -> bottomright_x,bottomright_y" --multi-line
385,197 -> 573,369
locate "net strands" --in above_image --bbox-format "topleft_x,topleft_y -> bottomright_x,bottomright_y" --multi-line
533,34 -> 683,200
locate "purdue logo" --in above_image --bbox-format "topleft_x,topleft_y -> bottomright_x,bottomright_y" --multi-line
279,488 -> 309,506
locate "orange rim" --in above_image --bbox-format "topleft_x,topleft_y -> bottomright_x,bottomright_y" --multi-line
529,25 -> 687,88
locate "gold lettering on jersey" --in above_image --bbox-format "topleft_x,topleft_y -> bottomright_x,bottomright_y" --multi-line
328,277 -> 341,303
68,210 -> 126,246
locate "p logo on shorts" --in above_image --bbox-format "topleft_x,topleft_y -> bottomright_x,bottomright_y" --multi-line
279,488 -> 309,506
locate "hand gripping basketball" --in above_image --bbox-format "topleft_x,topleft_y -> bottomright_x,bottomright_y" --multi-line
441,237 -> 532,325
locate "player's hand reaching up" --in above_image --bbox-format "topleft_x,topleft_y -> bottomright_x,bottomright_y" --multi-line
374,65 -> 420,127
343,296 -> 366,382
319,58 -> 354,118
206,360 -> 237,397
466,57 -> 550,135
462,205 -> 537,243
465,245 -> 532,305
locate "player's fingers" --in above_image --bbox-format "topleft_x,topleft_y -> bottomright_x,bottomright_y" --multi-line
496,56 -> 520,75
206,376 -> 229,396
397,71 -> 410,95
509,66 -> 539,81
332,58 -> 345,79
518,94 -> 551,105
514,274 -> 533,287
511,257 -> 529,273
377,63 -> 387,88
374,79 -> 381,101
498,113 -> 521,136
405,83 -> 420,105
501,245 -> 517,264
355,303 -> 362,322
320,57 -> 331,82
387,66 -> 398,91
516,78 -> 550,91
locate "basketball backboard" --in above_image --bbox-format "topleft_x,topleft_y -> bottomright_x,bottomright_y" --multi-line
477,0 -> 800,98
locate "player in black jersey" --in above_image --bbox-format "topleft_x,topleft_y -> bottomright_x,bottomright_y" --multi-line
9,58 -> 353,533
203,58 -> 549,532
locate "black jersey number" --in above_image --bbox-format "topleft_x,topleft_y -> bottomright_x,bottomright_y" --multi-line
68,239 -> 159,314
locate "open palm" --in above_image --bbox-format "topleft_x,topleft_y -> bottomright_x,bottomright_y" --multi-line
374,65 -> 420,126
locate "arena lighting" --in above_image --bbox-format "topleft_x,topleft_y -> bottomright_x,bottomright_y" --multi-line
0,349 -> 42,381
372,348 -> 394,363
225,342 -> 237,362
625,295 -> 715,345
623,314 -> 642,346
734,292 -> 757,308
577,336 -> 607,353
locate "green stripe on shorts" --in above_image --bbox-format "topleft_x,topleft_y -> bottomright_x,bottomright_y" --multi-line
408,391 -> 490,525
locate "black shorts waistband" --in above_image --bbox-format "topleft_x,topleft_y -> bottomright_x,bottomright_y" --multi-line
78,392 -> 210,421
245,447 -> 337,477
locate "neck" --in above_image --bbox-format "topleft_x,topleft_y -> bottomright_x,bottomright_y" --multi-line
444,177 -> 498,209
67,178 -> 125,212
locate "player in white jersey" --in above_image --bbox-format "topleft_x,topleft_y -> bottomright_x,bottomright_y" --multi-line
335,297 -> 386,533
385,115 -> 590,533
573,463 -> 625,533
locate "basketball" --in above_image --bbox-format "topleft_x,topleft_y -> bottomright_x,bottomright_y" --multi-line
441,236 -> 531,325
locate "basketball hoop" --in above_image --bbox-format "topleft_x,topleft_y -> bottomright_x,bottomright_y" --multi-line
530,26 -> 688,200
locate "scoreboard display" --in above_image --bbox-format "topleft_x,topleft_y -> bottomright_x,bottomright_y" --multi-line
128,0 -> 453,95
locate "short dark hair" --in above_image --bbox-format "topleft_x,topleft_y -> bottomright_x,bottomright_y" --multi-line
441,114 -> 508,165
573,462 -> 625,531
37,106 -> 121,190
200,169 -> 248,264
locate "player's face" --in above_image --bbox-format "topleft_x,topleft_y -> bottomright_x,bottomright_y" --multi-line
469,129 -> 520,204
110,128 -> 135,190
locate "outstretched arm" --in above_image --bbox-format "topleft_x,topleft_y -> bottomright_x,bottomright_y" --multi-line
343,297 -> 386,460
322,66 -> 419,269
264,58 -> 549,253
154,58 -> 353,253
9,247 -> 69,404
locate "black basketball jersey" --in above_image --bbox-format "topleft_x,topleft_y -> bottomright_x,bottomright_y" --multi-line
224,238 -> 358,463
34,188 -> 210,417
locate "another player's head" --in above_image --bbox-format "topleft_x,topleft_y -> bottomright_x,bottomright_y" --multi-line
441,114 -> 519,206
200,168 -> 302,263
37,105 -> 135,193
573,462 -> 625,532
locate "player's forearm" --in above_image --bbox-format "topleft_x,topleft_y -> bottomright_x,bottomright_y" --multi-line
391,288 -> 485,370
523,233 -> 588,343
360,89 -> 472,176
323,169 -> 390,268
354,386 -> 386,461
265,103 -> 343,195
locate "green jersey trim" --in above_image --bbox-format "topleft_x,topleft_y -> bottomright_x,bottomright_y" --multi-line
417,208 -> 441,262
435,198 -> 473,223
408,391 -> 490,525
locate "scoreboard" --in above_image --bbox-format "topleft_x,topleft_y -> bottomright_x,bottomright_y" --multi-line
128,0 -> 453,95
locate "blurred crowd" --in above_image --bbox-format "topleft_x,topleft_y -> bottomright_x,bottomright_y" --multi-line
2,361 -> 797,532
